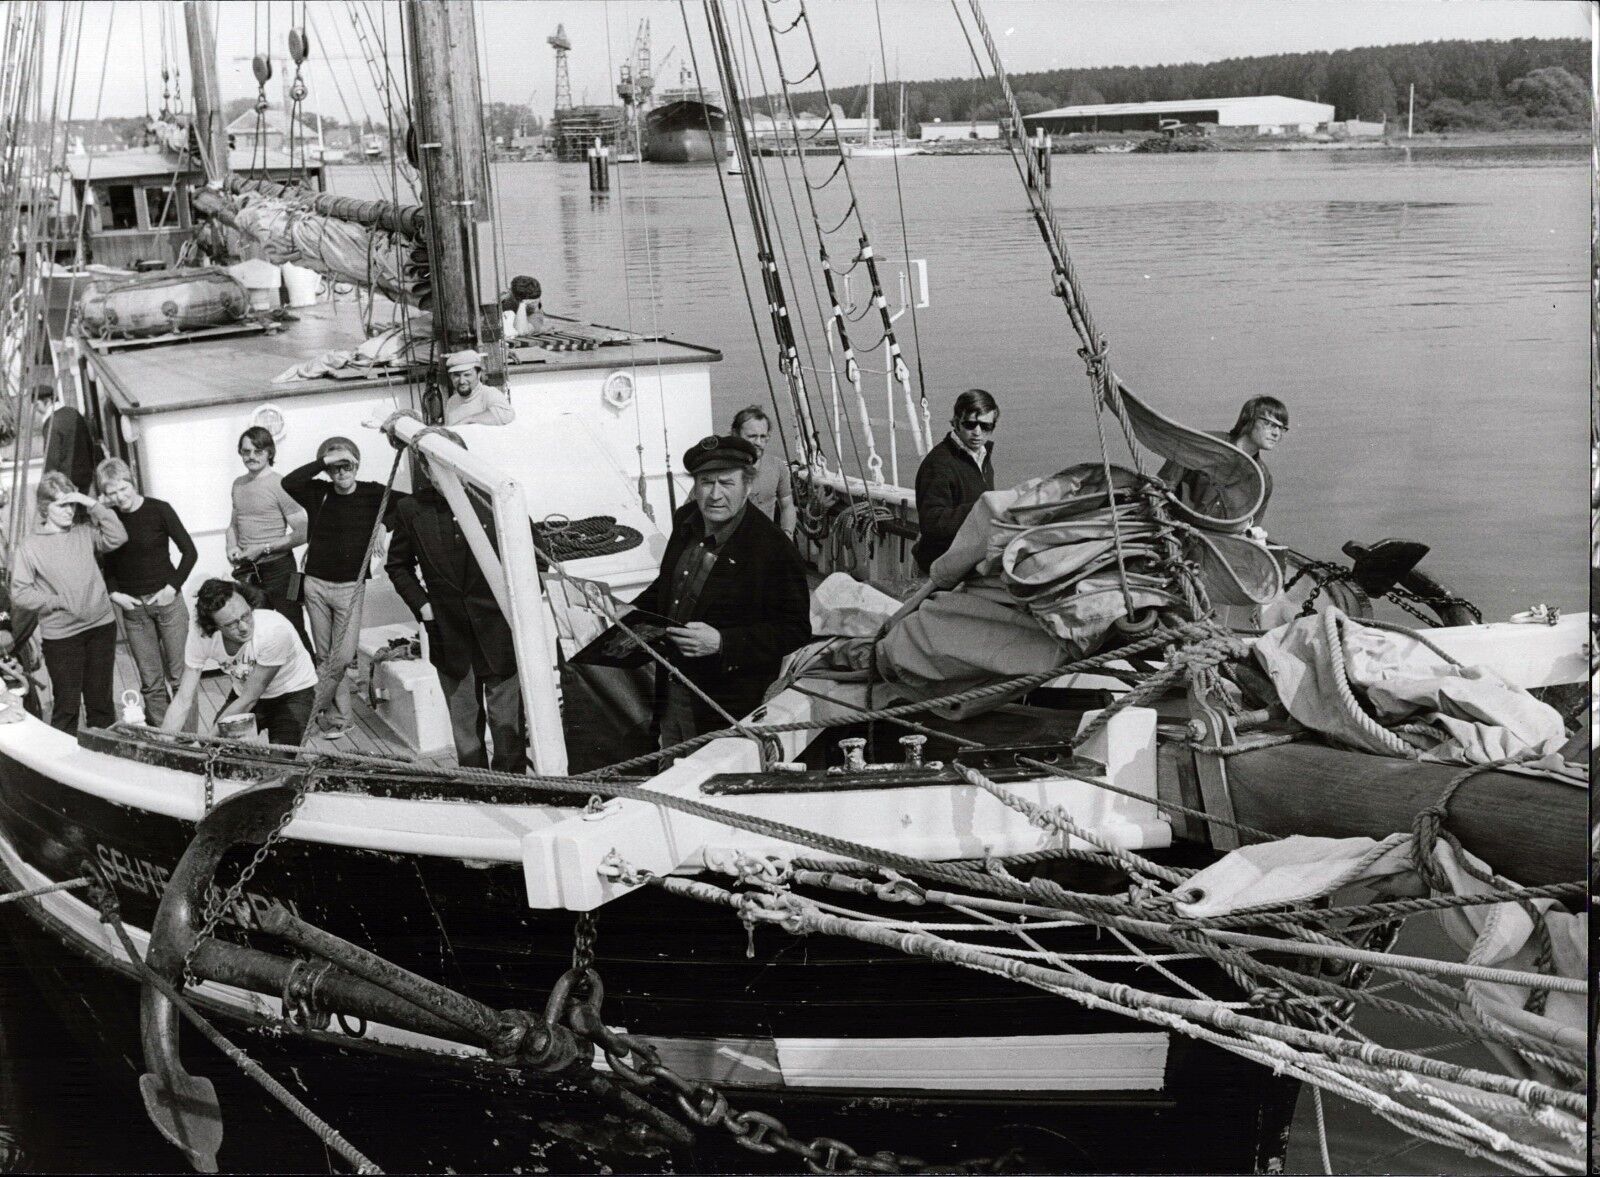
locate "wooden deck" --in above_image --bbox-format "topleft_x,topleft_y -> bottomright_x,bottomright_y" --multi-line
111,639 -> 457,766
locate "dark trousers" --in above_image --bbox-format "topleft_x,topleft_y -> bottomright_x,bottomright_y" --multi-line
41,621 -> 116,736
221,686 -> 314,746
251,552 -> 312,653
436,664 -> 527,773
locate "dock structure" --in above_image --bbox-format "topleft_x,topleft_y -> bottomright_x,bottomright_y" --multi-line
551,105 -> 625,161
1025,96 -> 1335,137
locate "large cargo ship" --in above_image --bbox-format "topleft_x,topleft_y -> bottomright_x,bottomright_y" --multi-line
642,89 -> 727,163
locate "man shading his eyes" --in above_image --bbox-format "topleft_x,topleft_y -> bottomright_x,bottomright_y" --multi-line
912,388 -> 1000,574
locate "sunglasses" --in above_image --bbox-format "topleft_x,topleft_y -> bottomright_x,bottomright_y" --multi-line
238,446 -> 265,456
958,417 -> 998,433
325,461 -> 357,474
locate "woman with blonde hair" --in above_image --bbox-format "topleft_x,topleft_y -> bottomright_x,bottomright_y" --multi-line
9,471 -> 127,734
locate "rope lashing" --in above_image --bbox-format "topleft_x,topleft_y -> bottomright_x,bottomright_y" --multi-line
1409,758 -> 1523,894
0,876 -> 89,905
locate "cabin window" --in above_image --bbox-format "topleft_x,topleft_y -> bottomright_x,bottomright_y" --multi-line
97,184 -> 140,231
146,184 -> 184,229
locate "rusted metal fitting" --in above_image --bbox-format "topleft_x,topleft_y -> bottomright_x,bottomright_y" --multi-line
898,734 -> 926,766
837,737 -> 867,772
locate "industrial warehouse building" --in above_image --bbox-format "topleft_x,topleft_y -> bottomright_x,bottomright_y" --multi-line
1024,96 -> 1336,136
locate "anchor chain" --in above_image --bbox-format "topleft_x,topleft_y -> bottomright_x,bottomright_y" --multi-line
181,768 -> 321,989
551,966 -> 1005,1174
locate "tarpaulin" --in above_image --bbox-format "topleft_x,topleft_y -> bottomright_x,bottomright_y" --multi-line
1173,831 -> 1584,1088
1254,607 -> 1566,764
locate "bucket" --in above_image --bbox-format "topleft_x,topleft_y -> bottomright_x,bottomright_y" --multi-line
281,262 -> 324,308
217,712 -> 259,743
226,258 -> 282,314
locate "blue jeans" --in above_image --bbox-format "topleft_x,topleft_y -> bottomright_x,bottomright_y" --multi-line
117,592 -> 189,725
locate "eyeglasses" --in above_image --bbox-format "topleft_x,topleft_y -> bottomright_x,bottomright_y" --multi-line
239,446 -> 265,456
1258,419 -> 1288,433
325,461 -> 356,475
958,417 -> 998,433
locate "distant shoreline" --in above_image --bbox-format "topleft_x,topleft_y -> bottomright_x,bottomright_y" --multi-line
914,128 -> 1588,157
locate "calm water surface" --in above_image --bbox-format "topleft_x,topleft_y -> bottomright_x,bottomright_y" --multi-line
0,143 -> 1585,1172
474,142 -> 1587,621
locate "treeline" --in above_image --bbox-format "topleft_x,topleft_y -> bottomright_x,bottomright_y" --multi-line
66,100 -> 544,151
773,38 -> 1589,133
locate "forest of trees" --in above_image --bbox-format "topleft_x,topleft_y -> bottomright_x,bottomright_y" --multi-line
775,38 -> 1589,134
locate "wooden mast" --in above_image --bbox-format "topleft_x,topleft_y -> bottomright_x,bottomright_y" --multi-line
402,0 -> 504,405
182,1 -> 229,185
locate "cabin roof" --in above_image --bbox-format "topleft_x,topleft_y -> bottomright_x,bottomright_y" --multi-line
224,109 -> 319,137
66,149 -> 319,182
83,298 -> 721,418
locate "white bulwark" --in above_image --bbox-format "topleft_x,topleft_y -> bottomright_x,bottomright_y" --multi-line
1025,96 -> 1336,136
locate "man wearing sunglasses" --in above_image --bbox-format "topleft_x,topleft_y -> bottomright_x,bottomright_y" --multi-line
912,388 -> 999,574
283,436 -> 401,739
1157,394 -> 1288,538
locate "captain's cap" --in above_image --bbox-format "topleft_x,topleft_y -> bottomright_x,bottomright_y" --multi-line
683,434 -> 758,476
444,349 -> 484,373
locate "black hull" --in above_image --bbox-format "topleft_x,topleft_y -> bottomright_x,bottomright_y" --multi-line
0,737 -> 1299,1173
644,101 -> 728,164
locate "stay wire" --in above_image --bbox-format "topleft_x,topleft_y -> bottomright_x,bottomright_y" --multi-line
731,0 -> 868,491
746,1 -> 878,491
679,2 -> 809,478
703,0 -> 822,463
871,0 -> 931,444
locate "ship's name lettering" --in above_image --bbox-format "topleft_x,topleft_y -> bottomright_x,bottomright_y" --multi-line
94,844 -> 299,928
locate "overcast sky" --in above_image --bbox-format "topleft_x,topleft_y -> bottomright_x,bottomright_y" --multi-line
34,1 -> 1594,123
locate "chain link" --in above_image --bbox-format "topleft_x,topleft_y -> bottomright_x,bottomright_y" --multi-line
181,768 -> 321,990
548,970 -> 1029,1173
571,911 -> 597,973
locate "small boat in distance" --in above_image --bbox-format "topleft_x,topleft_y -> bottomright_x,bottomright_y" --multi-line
842,69 -> 921,159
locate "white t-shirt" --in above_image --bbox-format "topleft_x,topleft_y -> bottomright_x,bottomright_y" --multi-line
184,609 -> 318,699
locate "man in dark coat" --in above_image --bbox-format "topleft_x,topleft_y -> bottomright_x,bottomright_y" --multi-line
912,388 -> 998,574
35,383 -> 101,494
628,434 -> 811,754
385,430 -> 527,773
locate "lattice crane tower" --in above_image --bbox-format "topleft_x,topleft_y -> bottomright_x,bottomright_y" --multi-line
548,24 -> 572,113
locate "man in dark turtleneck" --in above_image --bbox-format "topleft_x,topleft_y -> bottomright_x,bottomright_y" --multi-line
912,388 -> 999,574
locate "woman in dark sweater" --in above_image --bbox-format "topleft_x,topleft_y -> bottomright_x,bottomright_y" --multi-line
96,458 -> 197,724
282,436 -> 395,738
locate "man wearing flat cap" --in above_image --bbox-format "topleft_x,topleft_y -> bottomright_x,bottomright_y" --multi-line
283,436 -> 401,737
626,434 -> 811,755
442,349 -> 515,427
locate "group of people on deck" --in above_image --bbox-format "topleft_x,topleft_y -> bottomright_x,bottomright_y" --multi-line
4,356 -> 1286,769
7,347 -> 520,759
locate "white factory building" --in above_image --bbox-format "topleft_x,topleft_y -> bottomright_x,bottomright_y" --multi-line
1024,96 -> 1336,137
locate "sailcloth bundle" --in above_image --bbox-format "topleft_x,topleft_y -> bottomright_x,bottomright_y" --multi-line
859,461 -> 1282,698
191,188 -> 429,308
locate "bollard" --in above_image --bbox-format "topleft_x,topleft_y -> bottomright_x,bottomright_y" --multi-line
587,138 -> 610,193
1032,128 -> 1052,190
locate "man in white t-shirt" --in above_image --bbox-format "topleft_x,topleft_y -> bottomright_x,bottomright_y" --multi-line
162,579 -> 319,744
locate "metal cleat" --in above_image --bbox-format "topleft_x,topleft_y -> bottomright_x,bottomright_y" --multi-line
898,734 -> 926,766
837,737 -> 867,772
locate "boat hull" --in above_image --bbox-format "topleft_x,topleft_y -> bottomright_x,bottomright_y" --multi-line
0,734 -> 1300,1173
644,101 -> 728,164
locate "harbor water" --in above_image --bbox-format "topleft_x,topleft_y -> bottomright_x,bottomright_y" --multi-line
0,142 -> 1586,1172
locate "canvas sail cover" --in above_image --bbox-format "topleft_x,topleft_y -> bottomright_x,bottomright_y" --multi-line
1108,381 -> 1265,532
194,189 -> 429,307
833,463 -> 1285,702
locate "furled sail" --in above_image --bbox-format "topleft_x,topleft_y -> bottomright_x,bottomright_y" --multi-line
190,187 -> 431,308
